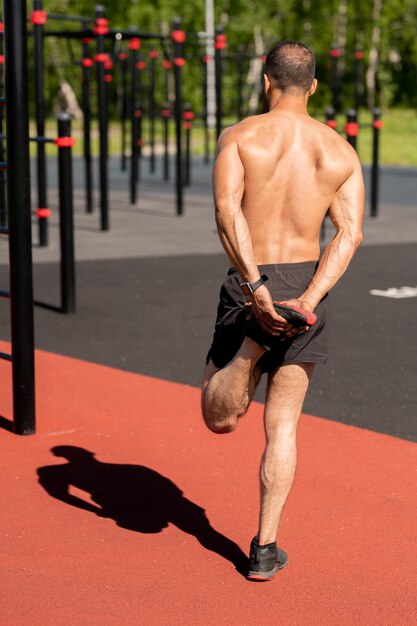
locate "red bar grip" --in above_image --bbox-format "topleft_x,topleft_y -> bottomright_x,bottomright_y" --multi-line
55,137 -> 76,148
148,50 -> 159,59
344,122 -> 359,137
162,60 -> 172,69
129,38 -> 141,51
119,52 -> 128,61
215,34 -> 227,50
82,58 -> 94,68
82,37 -> 93,44
183,111 -> 195,121
161,109 -> 171,118
94,26 -> 109,35
136,61 -> 146,71
373,120 -> 384,129
35,208 -> 51,218
31,10 -> 47,25
354,51 -> 364,59
95,53 -> 109,63
94,17 -> 109,35
202,55 -> 212,63
330,48 -> 342,58
104,74 -> 113,83
0,55 -> 4,65
171,30 -> 185,43
104,60 -> 113,70
134,110 -> 142,118
0,21 -> 3,33
183,122 -> 192,130
174,58 -> 186,67
326,120 -> 337,129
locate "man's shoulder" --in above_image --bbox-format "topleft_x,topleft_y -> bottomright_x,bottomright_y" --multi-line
219,115 -> 263,142
312,116 -> 355,147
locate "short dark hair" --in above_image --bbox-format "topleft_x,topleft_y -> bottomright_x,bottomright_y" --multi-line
264,42 -> 316,93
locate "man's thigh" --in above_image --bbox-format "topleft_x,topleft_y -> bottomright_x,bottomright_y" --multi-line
264,363 -> 315,432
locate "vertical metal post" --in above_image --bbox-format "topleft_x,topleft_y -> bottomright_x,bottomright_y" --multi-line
104,58 -> 114,128
57,114 -> 76,313
354,48 -> 364,114
172,17 -> 185,216
202,54 -> 210,164
137,57 -> 146,179
183,103 -> 194,187
161,99 -> 171,182
370,108 -> 382,218
148,48 -> 158,174
330,44 -> 342,114
162,59 -> 171,181
345,109 -> 358,150
94,5 -> 109,231
236,45 -> 244,121
4,0 -> 36,434
81,27 -> 93,213
214,26 -> 226,139
32,0 -> 49,246
119,51 -> 128,171
325,106 -> 337,130
205,0 -> 216,135
128,35 -> 140,204
0,31 -> 6,228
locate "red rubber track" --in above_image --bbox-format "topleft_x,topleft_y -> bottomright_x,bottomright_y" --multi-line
0,344 -> 416,624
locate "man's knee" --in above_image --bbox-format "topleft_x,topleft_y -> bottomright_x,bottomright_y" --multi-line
201,404 -> 238,434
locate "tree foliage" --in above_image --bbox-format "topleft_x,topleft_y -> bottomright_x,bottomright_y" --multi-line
37,0 -> 417,115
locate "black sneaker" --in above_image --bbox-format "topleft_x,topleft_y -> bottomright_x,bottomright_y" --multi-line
247,537 -> 288,581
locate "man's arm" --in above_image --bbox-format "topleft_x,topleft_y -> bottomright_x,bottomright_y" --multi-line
213,129 -> 288,334
299,156 -> 365,311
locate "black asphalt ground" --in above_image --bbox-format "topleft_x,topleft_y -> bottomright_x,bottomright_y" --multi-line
1,240 -> 415,441
0,155 -> 416,443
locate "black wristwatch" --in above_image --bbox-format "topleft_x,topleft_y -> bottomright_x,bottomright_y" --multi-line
239,274 -> 268,296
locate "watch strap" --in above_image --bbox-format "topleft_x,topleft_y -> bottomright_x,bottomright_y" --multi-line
240,274 -> 268,295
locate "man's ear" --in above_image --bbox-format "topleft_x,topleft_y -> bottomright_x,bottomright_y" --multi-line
263,73 -> 272,95
308,78 -> 318,96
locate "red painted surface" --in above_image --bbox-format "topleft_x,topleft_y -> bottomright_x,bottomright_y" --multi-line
0,344 -> 415,624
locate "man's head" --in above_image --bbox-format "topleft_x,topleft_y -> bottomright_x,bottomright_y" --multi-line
264,41 -> 316,97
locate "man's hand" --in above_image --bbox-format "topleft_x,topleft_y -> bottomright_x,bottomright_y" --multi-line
277,297 -> 313,338
249,285 -> 291,336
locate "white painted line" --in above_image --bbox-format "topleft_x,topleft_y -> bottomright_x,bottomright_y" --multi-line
369,286 -> 417,299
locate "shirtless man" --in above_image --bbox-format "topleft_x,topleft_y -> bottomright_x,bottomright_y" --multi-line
201,42 -> 364,581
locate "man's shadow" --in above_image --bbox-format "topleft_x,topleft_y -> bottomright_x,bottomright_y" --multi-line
37,446 -> 247,574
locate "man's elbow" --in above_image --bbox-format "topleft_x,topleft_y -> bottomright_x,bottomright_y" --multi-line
353,229 -> 364,250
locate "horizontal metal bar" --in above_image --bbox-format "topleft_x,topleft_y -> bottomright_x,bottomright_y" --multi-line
0,289 -> 10,298
0,162 -> 7,170
0,227 -> 9,235
38,28 -> 165,41
46,12 -> 90,24
29,136 -> 55,144
0,352 -> 12,362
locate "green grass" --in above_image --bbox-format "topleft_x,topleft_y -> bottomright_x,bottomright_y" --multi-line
30,107 -> 417,168
328,108 -> 417,167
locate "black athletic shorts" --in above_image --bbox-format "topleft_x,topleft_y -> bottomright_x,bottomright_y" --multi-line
206,261 -> 329,373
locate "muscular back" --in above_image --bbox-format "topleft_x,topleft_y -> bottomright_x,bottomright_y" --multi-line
216,110 -> 360,264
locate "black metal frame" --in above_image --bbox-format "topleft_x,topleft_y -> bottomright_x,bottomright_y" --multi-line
33,0 -> 49,247
172,17 -> 184,216
3,0 -> 36,435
